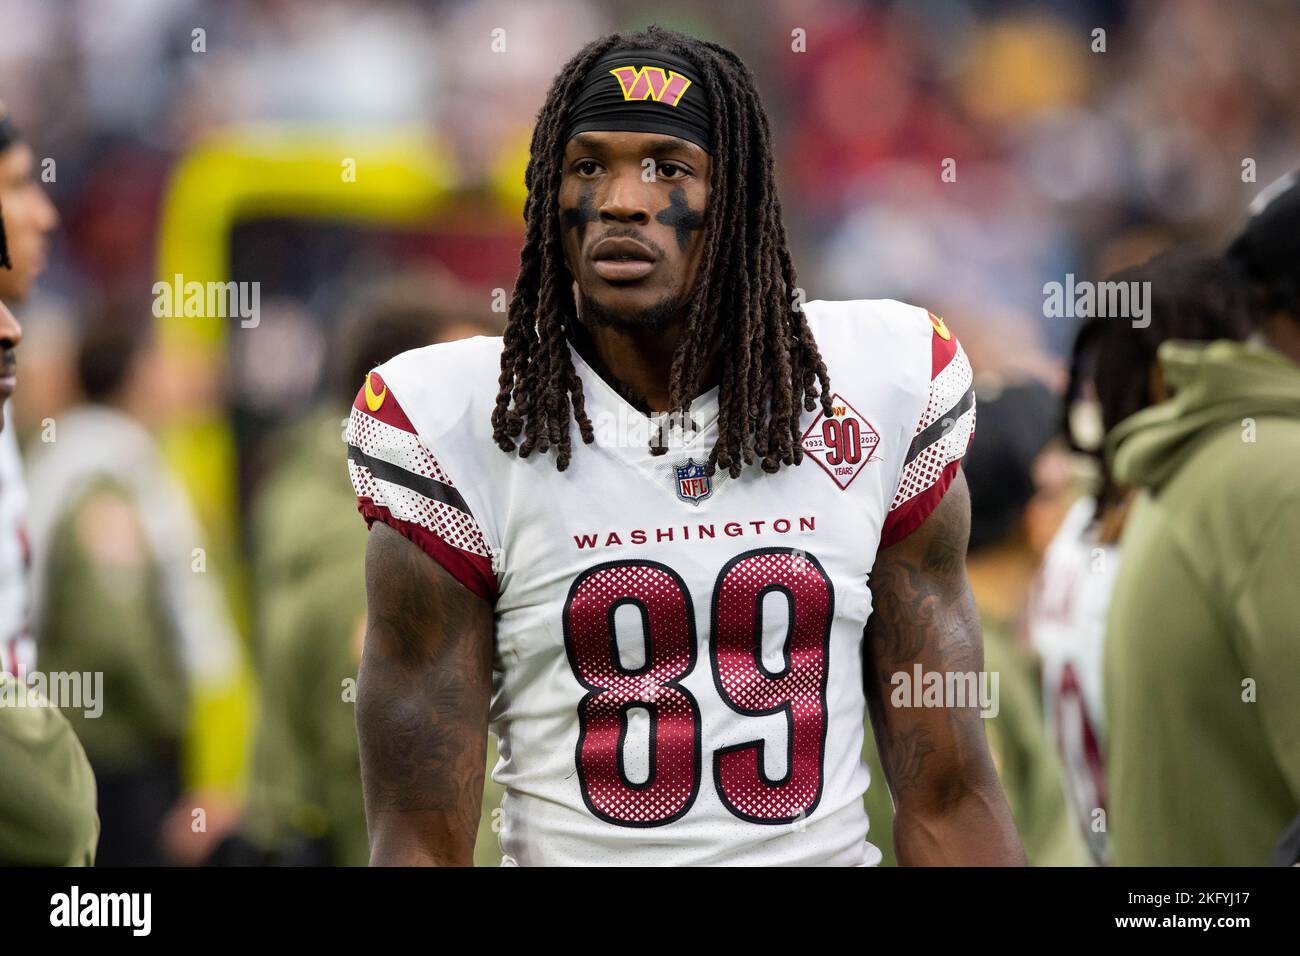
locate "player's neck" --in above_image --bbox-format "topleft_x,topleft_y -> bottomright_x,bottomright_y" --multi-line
574,321 -> 717,413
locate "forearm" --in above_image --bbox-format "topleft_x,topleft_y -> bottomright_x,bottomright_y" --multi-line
357,524 -> 494,867
366,811 -> 479,867
866,472 -> 1026,866
356,647 -> 488,866
869,688 -> 1025,866
894,777 -> 1026,866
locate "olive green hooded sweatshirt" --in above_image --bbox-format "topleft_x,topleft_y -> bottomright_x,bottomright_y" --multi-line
1103,339 -> 1300,865
0,674 -> 99,865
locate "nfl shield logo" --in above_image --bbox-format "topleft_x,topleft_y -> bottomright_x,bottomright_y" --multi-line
674,458 -> 713,505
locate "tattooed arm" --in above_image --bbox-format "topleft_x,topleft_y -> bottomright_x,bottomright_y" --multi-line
864,471 -> 1025,865
357,523 -> 494,866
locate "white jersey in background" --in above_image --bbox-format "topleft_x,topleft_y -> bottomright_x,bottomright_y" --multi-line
347,299 -> 975,866
0,404 -> 33,679
1027,495 -> 1117,865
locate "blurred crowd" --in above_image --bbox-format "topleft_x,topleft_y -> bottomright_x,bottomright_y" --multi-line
3,0 -> 1299,353
0,1 -> 1295,328
0,0 -> 1298,867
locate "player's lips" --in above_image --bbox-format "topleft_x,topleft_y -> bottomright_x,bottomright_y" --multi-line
590,236 -> 656,281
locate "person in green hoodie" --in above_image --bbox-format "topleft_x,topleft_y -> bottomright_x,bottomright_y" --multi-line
0,674 -> 99,865
1104,171 -> 1300,866
243,278 -> 502,866
1030,249 -> 1251,866
863,367 -> 1087,866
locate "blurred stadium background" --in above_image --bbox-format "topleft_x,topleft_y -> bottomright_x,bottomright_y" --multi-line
2,0 -> 1298,865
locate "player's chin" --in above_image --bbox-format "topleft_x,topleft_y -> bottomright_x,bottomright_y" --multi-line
578,282 -> 679,330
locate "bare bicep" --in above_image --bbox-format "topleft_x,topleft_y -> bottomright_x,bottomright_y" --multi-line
362,522 -> 494,664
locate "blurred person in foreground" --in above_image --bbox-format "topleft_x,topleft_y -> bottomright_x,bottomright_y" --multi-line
1029,250 -> 1252,865
0,204 -> 97,866
25,301 -> 240,866
242,278 -> 501,866
1104,172 -> 1300,865
862,371 -> 1087,865
349,26 -> 1021,867
0,669 -> 98,866
0,98 -> 58,680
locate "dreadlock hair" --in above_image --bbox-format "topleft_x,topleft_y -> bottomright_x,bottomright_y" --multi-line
491,26 -> 831,477
1063,248 -> 1252,520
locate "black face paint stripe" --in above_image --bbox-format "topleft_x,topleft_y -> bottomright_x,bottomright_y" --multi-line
561,185 -> 598,243
655,186 -> 705,252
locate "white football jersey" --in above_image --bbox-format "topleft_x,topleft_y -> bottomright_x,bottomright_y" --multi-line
347,298 -> 975,866
1027,496 -> 1117,865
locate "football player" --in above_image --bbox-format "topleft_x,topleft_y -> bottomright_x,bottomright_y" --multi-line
0,203 -> 97,867
348,27 -> 1024,865
1029,249 -> 1251,865
0,100 -> 58,680
0,203 -> 22,394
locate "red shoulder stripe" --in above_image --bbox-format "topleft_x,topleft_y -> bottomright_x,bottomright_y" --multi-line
880,459 -> 961,550
358,499 -> 498,603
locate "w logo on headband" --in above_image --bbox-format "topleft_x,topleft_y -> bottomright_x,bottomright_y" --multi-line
609,66 -> 692,107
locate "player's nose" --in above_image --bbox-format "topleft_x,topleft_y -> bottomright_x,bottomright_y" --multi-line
0,298 -> 22,349
599,173 -> 652,225
35,186 -> 60,232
